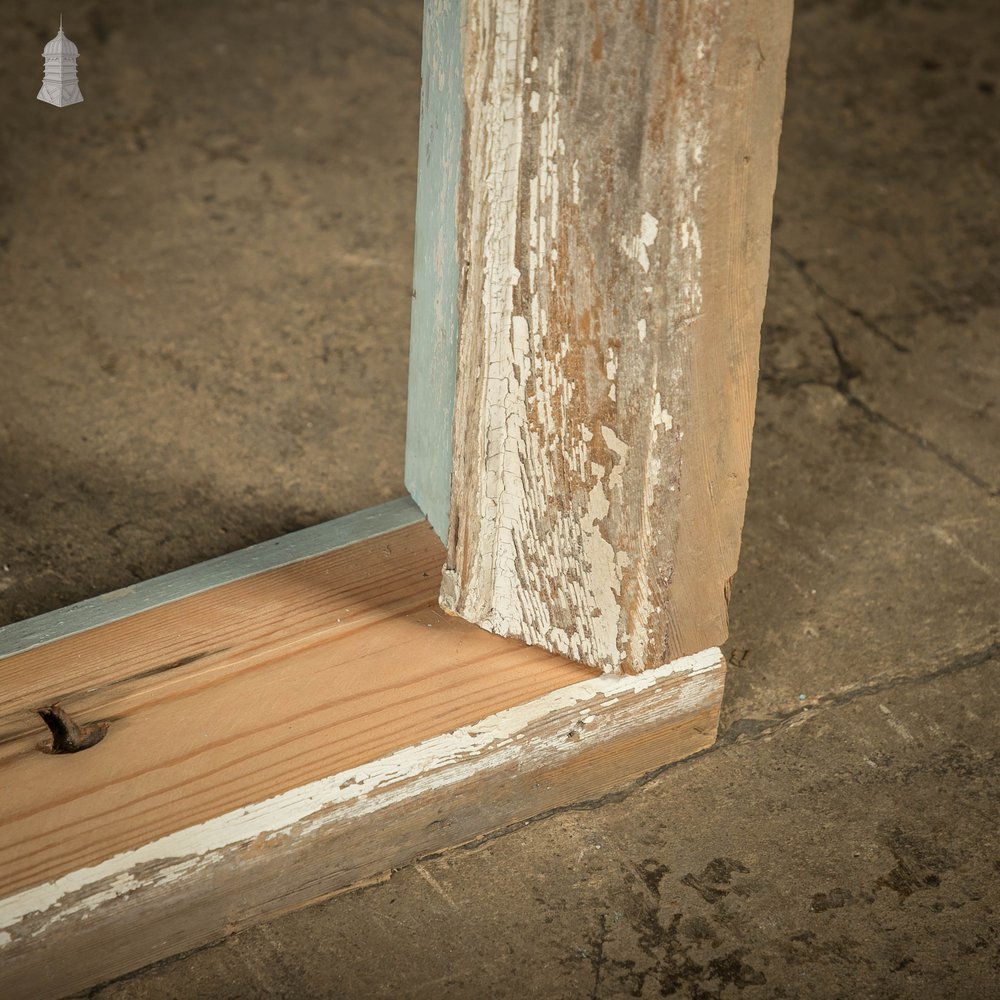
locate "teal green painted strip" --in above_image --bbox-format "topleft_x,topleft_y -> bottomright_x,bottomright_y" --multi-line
404,0 -> 463,544
0,497 -> 423,660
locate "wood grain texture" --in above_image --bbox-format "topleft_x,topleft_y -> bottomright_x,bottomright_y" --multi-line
0,497 -> 422,659
0,644 -> 723,1000
0,521 -> 597,903
443,0 -> 793,672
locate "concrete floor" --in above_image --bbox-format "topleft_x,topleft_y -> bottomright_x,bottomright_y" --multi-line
3,0 -> 998,997
1,0 -> 419,625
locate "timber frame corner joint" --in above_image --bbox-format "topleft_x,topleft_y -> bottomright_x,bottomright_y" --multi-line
0,2 -> 792,996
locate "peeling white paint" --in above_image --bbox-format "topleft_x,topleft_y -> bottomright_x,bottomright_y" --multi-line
601,425 -> 629,495
619,212 -> 660,273
511,314 -> 530,357
451,23 -> 639,668
605,348 -> 618,400
458,0 -> 532,640
614,18 -> 721,678
580,475 -> 621,661
652,393 -> 673,431
640,211 -> 659,246
681,217 -> 702,259
0,648 -> 722,940
448,1 -> 726,674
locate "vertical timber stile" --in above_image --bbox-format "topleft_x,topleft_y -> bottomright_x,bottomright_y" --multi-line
438,0 -> 794,674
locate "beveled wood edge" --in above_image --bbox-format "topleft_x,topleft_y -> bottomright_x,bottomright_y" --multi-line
404,0 -> 463,544
0,497 -> 424,661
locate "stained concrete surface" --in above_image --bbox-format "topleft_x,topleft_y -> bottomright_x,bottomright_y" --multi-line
1,0 -> 420,625
3,0 -> 999,997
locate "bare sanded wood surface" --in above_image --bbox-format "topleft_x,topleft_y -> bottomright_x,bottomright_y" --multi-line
0,520 -> 598,903
443,0 -> 793,672
0,645 -> 723,1000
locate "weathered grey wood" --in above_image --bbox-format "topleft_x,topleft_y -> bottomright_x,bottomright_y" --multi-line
0,497 -> 422,660
404,0 -> 464,543
443,0 -> 793,673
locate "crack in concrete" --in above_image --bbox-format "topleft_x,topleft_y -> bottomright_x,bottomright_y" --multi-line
815,311 -> 998,495
761,312 -> 998,497
774,245 -> 910,354
840,382 -> 999,497
717,639 -> 1000,746
589,911 -> 609,1000
766,244 -> 996,495
815,312 -> 861,390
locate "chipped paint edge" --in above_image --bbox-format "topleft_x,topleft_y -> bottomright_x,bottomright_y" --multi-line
0,497 -> 424,661
448,0 -> 533,641
0,646 -> 722,942
443,0 -> 732,673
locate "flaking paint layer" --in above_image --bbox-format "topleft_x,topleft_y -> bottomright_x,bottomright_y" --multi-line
446,0 -> 729,672
0,647 -> 721,941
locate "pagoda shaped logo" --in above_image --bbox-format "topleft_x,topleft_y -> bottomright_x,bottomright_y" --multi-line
38,16 -> 84,108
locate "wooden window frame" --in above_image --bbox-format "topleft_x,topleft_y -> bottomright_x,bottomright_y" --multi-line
0,2 -> 791,996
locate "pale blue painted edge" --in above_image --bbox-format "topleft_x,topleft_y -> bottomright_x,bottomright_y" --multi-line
0,496 -> 424,661
404,0 -> 463,545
